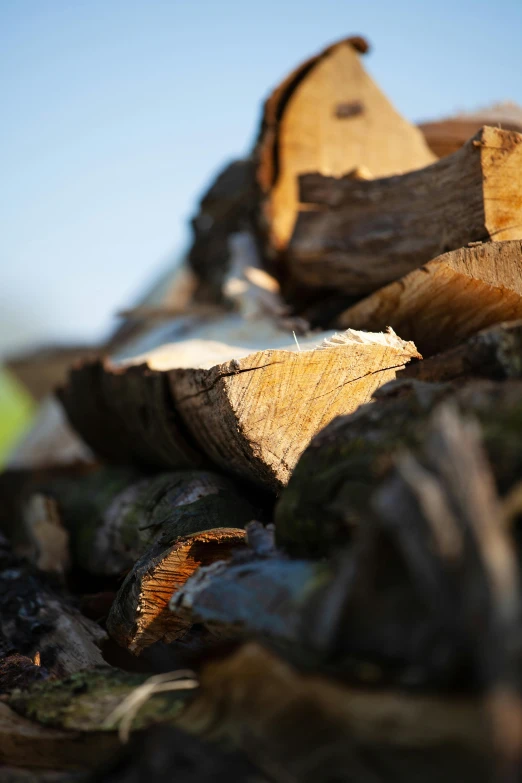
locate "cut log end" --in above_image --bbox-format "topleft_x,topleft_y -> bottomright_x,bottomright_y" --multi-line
107,528 -> 247,654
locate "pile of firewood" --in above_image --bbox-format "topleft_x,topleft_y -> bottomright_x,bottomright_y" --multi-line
3,35 -> 522,782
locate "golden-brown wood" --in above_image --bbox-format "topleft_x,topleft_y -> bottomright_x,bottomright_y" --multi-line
170,329 -> 420,489
58,330 -> 419,490
107,528 -> 247,654
255,36 -> 435,257
288,127 -> 522,297
337,241 -> 522,356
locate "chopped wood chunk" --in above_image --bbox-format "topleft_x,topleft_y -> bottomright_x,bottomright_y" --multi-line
107,527 -> 247,654
401,320 -> 522,383
58,330 -> 419,490
255,36 -> 435,258
289,127 -> 522,297
275,379 -> 522,556
57,360 -> 204,469
170,329 -> 420,489
337,240 -> 522,356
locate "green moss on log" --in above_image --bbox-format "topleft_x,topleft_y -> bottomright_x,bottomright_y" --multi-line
9,668 -> 188,733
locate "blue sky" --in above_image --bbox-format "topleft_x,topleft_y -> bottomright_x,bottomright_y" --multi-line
2,0 -> 522,354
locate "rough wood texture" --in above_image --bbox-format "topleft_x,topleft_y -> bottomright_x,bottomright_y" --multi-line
170,329 -> 420,489
401,320 -> 522,383
57,359 -> 204,469
179,643 -> 490,783
419,102 -> 522,158
337,240 -> 522,356
289,127 -> 522,297
0,533 -> 105,684
372,406 -> 522,780
255,36 -> 435,258
5,467 -> 256,582
58,330 -> 419,491
275,378 -> 522,556
107,526 -> 248,654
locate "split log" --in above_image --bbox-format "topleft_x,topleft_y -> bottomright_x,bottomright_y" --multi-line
57,359 -> 205,469
58,330 -> 420,491
337,240 -> 522,356
106,526 -> 248,654
0,533 -> 105,686
169,329 -> 419,489
175,407 -> 522,782
401,320 -> 522,383
178,643 -> 490,783
254,36 -> 435,259
289,127 -> 522,298
17,468 -> 256,579
275,378 -> 522,556
419,101 -> 522,158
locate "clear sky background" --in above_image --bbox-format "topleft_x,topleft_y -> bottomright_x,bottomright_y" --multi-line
2,0 -> 522,356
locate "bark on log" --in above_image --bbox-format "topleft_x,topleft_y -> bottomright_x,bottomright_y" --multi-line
254,36 -> 435,259
336,240 -> 522,356
401,320 -> 522,383
11,468 -> 257,579
275,378 -> 522,556
289,127 -> 522,298
57,360 -> 205,469
58,330 -> 420,491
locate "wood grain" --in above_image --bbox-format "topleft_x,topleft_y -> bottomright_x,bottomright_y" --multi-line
255,36 -> 435,257
289,127 -> 522,296
337,240 -> 522,356
170,330 -> 420,490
